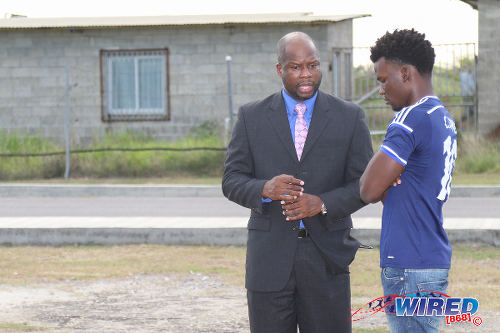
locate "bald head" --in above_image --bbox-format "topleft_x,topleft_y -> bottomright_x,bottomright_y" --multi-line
276,31 -> 322,101
277,32 -> 319,66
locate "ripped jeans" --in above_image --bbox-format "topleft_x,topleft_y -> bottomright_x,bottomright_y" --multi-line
381,267 -> 449,333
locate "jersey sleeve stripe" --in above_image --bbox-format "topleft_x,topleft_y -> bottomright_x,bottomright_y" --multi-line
381,145 -> 408,165
427,105 -> 444,114
388,122 -> 414,133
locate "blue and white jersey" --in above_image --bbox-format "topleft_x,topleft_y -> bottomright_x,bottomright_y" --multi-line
380,96 -> 457,269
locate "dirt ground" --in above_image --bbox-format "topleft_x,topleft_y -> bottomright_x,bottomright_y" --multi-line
0,273 -> 497,333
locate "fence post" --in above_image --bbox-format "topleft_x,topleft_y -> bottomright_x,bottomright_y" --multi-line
64,65 -> 71,179
225,55 -> 234,131
224,117 -> 230,146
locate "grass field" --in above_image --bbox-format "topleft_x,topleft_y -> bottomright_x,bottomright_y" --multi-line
1,130 -> 499,183
0,245 -> 497,332
0,245 -> 498,312
451,172 -> 500,185
5,175 -> 224,185
0,322 -> 44,332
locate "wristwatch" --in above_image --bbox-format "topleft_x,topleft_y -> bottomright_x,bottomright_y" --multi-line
320,202 -> 328,215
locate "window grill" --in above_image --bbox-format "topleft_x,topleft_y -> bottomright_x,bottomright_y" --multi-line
100,48 -> 170,121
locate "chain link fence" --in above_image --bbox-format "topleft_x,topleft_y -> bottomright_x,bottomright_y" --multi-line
332,43 -> 478,135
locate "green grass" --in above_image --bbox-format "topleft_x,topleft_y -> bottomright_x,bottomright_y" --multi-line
5,176 -> 223,185
0,322 -> 46,332
0,123 -> 226,180
0,245 -> 247,287
69,132 -> 225,179
0,245 -> 497,332
452,172 -> 500,185
353,329 -> 389,333
451,134 -> 500,184
455,134 -> 500,174
352,246 -> 500,312
0,245 -> 498,312
0,131 -> 64,180
0,125 -> 499,184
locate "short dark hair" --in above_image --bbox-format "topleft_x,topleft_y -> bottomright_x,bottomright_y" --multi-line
370,29 -> 435,74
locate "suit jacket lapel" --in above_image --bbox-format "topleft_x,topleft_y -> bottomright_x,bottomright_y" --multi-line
300,91 -> 331,161
267,92 -> 298,161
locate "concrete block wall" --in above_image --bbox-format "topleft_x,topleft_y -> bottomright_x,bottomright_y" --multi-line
0,21 -> 351,146
478,0 -> 500,135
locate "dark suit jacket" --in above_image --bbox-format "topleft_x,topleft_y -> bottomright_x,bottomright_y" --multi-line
222,90 -> 373,292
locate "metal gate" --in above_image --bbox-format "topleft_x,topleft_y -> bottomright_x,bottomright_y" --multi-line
331,43 -> 478,135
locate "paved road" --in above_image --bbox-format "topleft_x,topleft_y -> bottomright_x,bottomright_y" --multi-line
0,196 -> 498,218
0,195 -> 497,246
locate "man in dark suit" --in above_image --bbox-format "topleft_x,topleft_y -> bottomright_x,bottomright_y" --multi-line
222,31 -> 373,333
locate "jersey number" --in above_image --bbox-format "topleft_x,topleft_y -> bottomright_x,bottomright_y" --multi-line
437,136 -> 457,201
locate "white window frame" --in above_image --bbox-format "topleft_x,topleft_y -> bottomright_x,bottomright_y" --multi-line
100,48 -> 170,121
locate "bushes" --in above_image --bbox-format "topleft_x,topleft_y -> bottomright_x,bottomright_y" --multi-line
0,124 -> 226,180
0,131 -> 65,180
455,134 -> 500,174
68,131 -> 225,178
0,128 -> 498,181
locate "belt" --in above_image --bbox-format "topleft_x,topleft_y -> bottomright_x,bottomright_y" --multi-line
297,228 -> 309,238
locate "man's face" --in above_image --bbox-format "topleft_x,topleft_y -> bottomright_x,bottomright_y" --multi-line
276,40 -> 322,101
374,57 -> 411,111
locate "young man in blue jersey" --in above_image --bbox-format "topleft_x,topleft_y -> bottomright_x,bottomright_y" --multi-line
360,29 -> 457,332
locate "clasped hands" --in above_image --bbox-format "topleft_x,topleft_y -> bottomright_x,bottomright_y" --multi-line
262,174 -> 322,221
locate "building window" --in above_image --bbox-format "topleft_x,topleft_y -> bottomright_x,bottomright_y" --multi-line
100,48 -> 170,121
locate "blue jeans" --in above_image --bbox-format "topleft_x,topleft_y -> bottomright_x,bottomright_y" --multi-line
381,267 -> 449,333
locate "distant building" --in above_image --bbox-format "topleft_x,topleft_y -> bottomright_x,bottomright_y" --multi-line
0,13 -> 365,145
460,0 -> 500,136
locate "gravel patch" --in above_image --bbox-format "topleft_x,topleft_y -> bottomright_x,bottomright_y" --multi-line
0,274 -> 497,332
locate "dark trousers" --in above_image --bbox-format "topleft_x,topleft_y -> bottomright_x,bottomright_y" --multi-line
247,237 -> 352,333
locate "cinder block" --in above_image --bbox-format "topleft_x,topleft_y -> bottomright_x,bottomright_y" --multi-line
0,22 -> 354,143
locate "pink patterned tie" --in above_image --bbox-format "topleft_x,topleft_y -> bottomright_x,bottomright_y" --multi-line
294,103 -> 308,160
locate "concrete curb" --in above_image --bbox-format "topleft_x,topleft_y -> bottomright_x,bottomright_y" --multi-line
0,228 -> 248,246
0,184 -> 223,197
0,184 -> 498,197
451,186 -> 500,197
351,229 -> 500,248
0,217 -> 498,247
2,228 -> 498,247
0,184 -> 497,247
